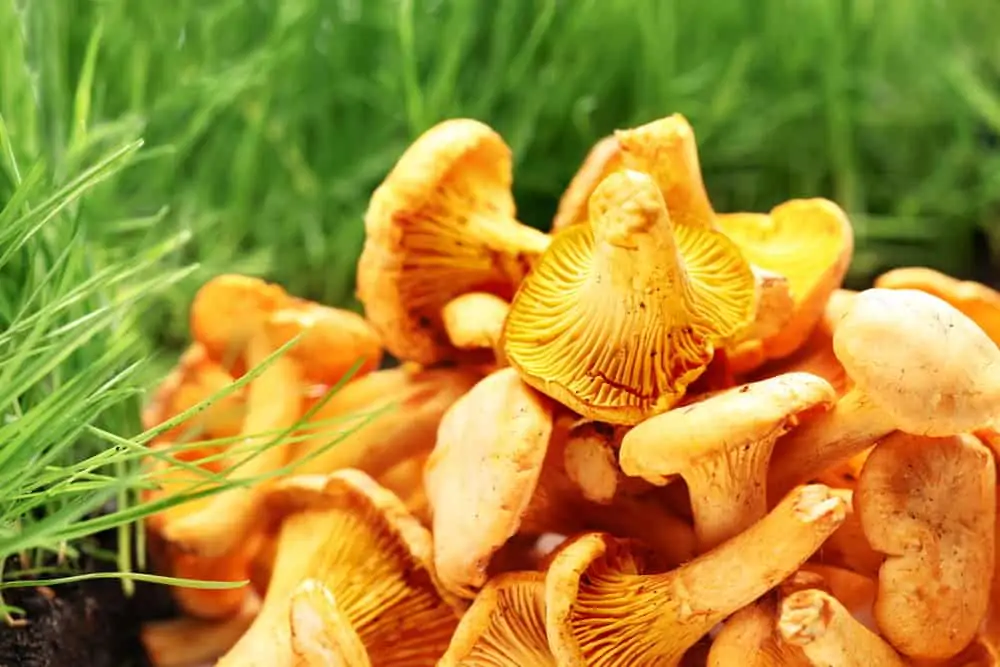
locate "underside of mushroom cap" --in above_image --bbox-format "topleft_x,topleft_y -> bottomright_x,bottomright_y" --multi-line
717,198 -> 854,360
501,169 -> 756,425
356,118 -> 550,365
439,572 -> 555,666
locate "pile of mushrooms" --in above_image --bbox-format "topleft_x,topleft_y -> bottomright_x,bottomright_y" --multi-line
140,114 -> 1000,666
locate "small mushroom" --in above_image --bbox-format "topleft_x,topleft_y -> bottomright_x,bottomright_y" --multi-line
142,342 -> 246,443
441,291 -> 510,358
141,592 -> 261,667
551,135 -> 623,232
356,118 -> 551,366
717,198 -> 854,361
264,300 -> 383,385
426,368 -> 695,598
438,572 -> 555,666
218,470 -> 460,665
768,288 -> 1000,498
291,365 -> 481,478
875,266 -> 1000,344
856,431 -> 997,660
544,484 -> 848,666
778,589 -> 907,667
501,169 -> 756,425
620,372 -> 836,551
160,326 -> 304,557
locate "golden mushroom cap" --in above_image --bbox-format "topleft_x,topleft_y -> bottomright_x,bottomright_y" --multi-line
501,168 -> 755,425
717,198 -> 854,359
356,118 -> 549,366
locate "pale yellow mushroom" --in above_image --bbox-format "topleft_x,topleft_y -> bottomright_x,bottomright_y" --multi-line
544,484 -> 847,666
778,589 -> 907,666
438,572 -> 555,666
769,288 -> 1000,500
620,372 -> 836,551
856,431 -> 996,660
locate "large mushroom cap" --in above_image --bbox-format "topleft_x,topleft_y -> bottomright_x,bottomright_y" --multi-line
356,118 -> 550,365
438,572 -> 555,666
425,367 -> 555,598
834,288 -> 1000,435
717,198 -> 854,359
501,169 -> 756,425
219,469 -> 459,666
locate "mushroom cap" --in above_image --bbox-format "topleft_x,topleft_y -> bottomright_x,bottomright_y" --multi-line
223,469 -> 459,665
620,372 -> 836,485
265,302 -> 382,386
833,288 -> 1000,436
551,135 -> 624,233
425,367 -> 555,598
356,118 -> 550,365
856,431 -> 996,660
875,266 -> 1000,345
615,113 -> 716,229
190,274 -> 289,365
441,291 -> 510,352
291,365 -> 482,479
438,572 -> 555,666
501,169 -> 756,425
717,198 -> 854,359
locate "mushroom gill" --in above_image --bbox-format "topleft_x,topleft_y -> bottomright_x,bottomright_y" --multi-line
501,168 -> 756,425
356,118 -> 550,365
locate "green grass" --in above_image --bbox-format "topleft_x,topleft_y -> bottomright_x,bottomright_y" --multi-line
1,0 -> 1000,612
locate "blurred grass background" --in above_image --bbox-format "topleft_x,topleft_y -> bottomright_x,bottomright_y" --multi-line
5,0 -> 1000,358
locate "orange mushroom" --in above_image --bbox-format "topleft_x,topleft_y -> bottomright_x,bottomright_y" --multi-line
768,288 -> 1000,499
544,484 -> 847,666
875,266 -> 1000,344
501,169 -> 756,425
856,431 -> 996,661
218,470 -> 460,665
356,118 -> 551,366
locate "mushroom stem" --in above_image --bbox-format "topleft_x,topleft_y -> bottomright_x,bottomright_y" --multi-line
288,579 -> 371,667
545,484 -> 847,666
441,292 -> 510,355
767,386 -> 887,501
779,589 -> 907,667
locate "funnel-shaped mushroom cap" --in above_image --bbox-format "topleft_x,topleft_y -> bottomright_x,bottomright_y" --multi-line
142,342 -> 246,442
545,484 -> 848,666
291,365 -> 481,478
439,572 -> 555,666
441,291 -> 510,354
265,302 -> 382,385
835,288 -> 1000,435
620,372 -> 836,550
356,118 -> 550,365
779,589 -> 907,667
875,266 -> 1000,344
717,199 -> 854,359
552,136 -> 624,233
501,169 -> 756,425
425,368 -> 555,598
615,113 -> 716,229
856,431 -> 996,660
220,470 -> 458,666
191,274 -> 290,364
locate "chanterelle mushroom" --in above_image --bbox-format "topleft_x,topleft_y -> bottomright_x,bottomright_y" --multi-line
544,484 -> 847,666
856,431 -> 996,660
769,288 -> 1000,498
501,169 -> 756,425
218,470 -> 459,666
778,589 -> 907,667
875,266 -> 1000,344
438,572 -> 555,666
620,372 -> 836,551
718,198 -> 854,362
356,118 -> 550,366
